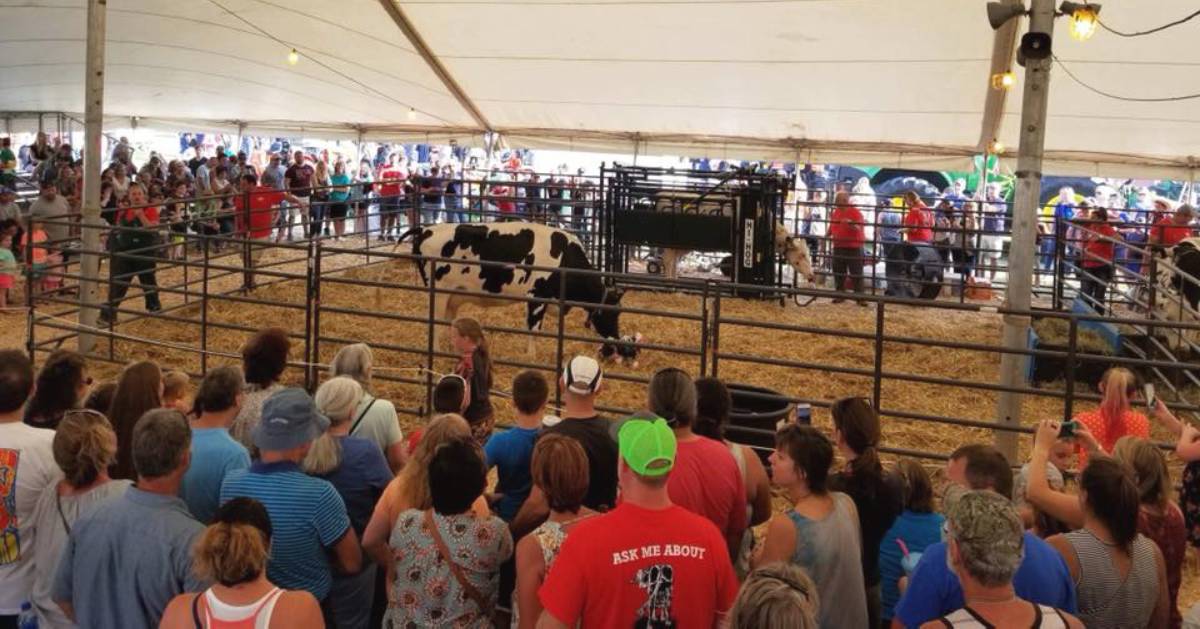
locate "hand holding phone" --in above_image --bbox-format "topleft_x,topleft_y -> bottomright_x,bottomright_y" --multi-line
1058,420 -> 1078,439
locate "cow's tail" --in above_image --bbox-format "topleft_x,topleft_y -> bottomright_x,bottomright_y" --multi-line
396,227 -> 423,244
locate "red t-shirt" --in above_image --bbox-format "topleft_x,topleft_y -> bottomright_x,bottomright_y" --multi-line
903,205 -> 933,242
1081,222 -> 1118,267
1074,408 -> 1149,466
668,437 -> 748,545
119,205 -> 159,225
234,186 -> 283,239
539,502 -> 739,627
829,205 -> 866,249
377,167 -> 406,198
1153,217 -> 1193,248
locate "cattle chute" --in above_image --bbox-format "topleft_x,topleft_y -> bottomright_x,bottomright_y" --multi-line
598,165 -> 792,297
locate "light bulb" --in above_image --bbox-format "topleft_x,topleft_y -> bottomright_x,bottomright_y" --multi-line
407,108 -> 417,121
287,48 -> 299,65
1069,7 -> 1098,41
989,139 -> 1005,154
991,71 -> 1016,90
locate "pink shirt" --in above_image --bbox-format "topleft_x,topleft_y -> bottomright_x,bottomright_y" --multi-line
667,436 -> 748,543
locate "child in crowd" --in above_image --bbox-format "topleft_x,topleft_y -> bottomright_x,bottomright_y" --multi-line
878,459 -> 945,626
164,181 -> 189,260
484,370 -> 548,522
22,223 -> 59,297
0,221 -> 18,311
161,370 -> 193,415
406,373 -> 468,456
452,317 -> 494,447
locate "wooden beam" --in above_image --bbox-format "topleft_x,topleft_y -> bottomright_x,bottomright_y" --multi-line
377,0 -> 492,132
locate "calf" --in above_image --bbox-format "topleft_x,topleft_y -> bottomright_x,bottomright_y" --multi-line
1148,237 -> 1200,352
401,222 -> 626,355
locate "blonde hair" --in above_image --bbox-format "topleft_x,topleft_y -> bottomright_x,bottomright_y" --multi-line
395,414 -> 471,510
1113,436 -> 1171,508
161,370 -> 191,406
730,562 -> 820,629
1099,368 -> 1137,437
330,343 -> 373,388
303,376 -> 363,475
54,410 -> 117,488
193,522 -> 268,587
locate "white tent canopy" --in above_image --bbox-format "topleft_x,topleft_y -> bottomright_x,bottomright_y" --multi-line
1,0 -> 1198,176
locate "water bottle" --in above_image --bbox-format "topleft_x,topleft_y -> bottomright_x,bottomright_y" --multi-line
794,403 -> 812,425
18,602 -> 38,629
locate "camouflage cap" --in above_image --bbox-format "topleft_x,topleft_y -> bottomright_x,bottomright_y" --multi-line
945,490 -> 1025,586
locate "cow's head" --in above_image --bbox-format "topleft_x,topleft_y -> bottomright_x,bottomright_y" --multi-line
586,286 -> 624,341
600,332 -> 643,367
774,223 -> 815,284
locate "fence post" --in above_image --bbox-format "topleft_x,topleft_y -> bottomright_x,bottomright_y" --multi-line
699,280 -> 710,377
312,241 -> 323,390
24,215 -> 35,360
303,239 -> 315,391
242,189 -> 251,292
1053,215 -> 1064,310
425,263 -> 437,415
711,291 -> 722,378
873,301 -> 885,408
1064,315 -> 1077,421
200,237 -> 210,375
555,270 -> 568,411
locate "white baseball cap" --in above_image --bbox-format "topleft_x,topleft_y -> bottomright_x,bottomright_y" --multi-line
563,355 -> 603,396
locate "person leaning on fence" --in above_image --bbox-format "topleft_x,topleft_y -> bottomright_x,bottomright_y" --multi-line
829,190 -> 867,304
1073,206 -> 1121,313
99,182 -> 163,324
1150,204 -> 1196,249
891,444 -> 1077,628
922,491 -> 1083,629
159,497 -> 325,629
233,172 -> 299,291
901,191 -> 934,244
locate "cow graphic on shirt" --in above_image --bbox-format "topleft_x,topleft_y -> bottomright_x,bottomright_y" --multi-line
0,448 -> 18,564
633,563 -> 676,628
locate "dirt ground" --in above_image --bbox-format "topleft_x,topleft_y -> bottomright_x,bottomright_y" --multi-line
6,238 -> 1200,612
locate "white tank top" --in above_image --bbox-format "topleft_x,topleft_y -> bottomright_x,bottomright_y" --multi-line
200,587 -> 284,629
938,603 -> 1070,628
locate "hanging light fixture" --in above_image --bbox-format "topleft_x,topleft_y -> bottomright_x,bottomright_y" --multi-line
1060,2 -> 1101,41
988,139 -> 1006,154
287,48 -> 300,65
991,71 -> 1017,90
407,108 -> 417,121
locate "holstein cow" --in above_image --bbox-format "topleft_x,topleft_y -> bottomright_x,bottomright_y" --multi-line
663,223 -> 817,284
1147,237 -> 1200,351
400,222 -> 627,356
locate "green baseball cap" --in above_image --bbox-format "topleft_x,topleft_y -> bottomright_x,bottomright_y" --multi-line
618,417 -> 677,477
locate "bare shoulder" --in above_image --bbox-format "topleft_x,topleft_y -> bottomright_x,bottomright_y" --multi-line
272,590 -> 323,628
159,593 -> 197,629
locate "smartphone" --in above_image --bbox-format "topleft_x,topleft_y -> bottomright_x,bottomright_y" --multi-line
1144,383 -> 1156,409
1058,420 -> 1078,439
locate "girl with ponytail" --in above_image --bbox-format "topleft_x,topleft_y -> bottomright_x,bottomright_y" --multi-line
451,317 -> 494,446
160,498 -> 323,629
828,396 -> 902,629
1072,367 -> 1149,465
1046,456 -> 1170,628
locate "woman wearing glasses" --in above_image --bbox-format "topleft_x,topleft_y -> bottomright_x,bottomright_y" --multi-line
28,410 -> 132,628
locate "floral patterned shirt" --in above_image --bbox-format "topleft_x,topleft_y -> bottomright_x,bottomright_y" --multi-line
387,509 -> 512,628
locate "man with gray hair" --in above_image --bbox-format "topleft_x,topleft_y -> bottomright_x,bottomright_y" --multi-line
52,409 -> 204,629
931,491 -> 1082,628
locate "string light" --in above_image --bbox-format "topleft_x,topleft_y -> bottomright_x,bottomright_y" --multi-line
287,48 -> 300,65
988,139 -> 1005,154
991,71 -> 1016,90
407,108 -> 417,121
1067,5 -> 1100,41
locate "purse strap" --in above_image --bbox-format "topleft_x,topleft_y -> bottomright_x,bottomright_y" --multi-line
423,509 -> 493,618
349,395 -> 378,436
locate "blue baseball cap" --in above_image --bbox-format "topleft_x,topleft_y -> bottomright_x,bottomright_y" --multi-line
252,388 -> 330,451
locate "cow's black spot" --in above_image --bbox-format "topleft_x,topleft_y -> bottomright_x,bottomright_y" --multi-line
434,264 -> 451,281
461,267 -> 470,274
549,231 -> 569,260
520,253 -> 536,284
440,238 -> 458,259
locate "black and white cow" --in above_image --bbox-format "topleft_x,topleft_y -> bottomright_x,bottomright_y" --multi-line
1147,237 -> 1200,350
400,222 -> 626,355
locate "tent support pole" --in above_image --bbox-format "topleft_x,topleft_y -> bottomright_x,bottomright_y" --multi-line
994,0 -> 1054,462
78,0 -> 107,355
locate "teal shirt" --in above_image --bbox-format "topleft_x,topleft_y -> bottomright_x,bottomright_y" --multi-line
330,173 -> 352,202
0,247 -> 16,277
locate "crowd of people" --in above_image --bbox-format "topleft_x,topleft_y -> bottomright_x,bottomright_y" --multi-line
3,309 -> 1200,628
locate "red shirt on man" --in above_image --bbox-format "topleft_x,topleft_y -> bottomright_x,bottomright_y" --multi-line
829,205 -> 866,249
235,186 -> 283,239
377,167 -> 406,199
1152,217 -> 1193,248
667,437 -> 748,547
1081,222 -> 1118,267
539,502 -> 738,627
903,205 -> 934,243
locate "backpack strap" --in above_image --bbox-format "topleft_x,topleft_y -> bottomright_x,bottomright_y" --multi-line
424,509 -> 493,618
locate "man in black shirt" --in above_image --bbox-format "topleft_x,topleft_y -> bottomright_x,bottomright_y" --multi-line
509,355 -> 617,539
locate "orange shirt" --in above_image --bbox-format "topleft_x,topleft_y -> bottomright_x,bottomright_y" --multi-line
1073,408 -> 1150,465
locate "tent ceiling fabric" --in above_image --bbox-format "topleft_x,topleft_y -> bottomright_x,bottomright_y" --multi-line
0,0 -> 1198,176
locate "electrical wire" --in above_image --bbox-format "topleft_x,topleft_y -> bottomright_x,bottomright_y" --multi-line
203,0 -> 458,126
1098,8 -> 1200,37
1053,55 -> 1200,102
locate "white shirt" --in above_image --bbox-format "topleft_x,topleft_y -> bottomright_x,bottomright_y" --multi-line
0,421 -> 60,614
349,394 -> 403,455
